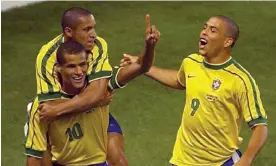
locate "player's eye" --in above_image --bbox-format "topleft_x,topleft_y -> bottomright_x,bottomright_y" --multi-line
67,64 -> 76,68
79,62 -> 87,67
211,27 -> 217,33
84,27 -> 92,32
84,28 -> 89,32
211,27 -> 218,33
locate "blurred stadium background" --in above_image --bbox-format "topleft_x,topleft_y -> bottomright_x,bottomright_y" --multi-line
2,1 -> 276,166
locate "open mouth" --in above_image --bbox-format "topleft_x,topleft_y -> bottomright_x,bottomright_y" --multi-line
199,38 -> 208,46
87,40 -> 94,44
71,75 -> 84,83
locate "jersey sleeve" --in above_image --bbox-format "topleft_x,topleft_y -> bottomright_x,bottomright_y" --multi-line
108,67 -> 127,91
24,98 -> 48,158
36,40 -> 63,103
177,59 -> 186,88
236,75 -> 267,128
87,38 -> 112,82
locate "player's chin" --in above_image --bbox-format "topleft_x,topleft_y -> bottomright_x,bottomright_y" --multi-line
85,43 -> 94,51
199,49 -> 207,57
72,82 -> 85,89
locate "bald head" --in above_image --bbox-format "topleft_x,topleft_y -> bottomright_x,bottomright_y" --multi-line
213,15 -> 239,47
61,7 -> 93,32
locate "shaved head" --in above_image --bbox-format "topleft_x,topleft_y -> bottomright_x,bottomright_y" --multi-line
61,7 -> 93,32
213,15 -> 239,47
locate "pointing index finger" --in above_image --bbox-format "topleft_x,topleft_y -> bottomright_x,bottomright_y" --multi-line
145,14 -> 151,30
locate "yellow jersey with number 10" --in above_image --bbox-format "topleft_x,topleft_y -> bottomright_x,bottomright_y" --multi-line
25,94 -> 109,165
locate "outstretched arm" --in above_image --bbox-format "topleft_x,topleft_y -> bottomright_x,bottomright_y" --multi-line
120,56 -> 185,90
145,66 -> 184,90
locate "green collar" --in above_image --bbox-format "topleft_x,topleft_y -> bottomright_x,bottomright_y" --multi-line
203,57 -> 234,70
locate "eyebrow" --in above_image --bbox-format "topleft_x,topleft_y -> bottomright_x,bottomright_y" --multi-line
204,23 -> 219,31
65,63 -> 77,67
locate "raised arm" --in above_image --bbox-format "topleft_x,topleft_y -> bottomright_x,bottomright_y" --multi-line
114,14 -> 160,86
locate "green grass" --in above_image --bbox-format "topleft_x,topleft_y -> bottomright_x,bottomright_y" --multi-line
2,1 -> 276,166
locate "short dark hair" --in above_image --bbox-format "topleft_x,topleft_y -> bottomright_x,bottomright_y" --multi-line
214,15 -> 239,47
61,7 -> 92,32
56,40 -> 86,65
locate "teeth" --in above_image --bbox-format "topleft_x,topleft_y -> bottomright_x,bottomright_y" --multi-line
200,38 -> 207,45
200,38 -> 207,43
72,76 -> 82,80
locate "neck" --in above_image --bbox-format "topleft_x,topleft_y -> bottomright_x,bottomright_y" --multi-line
63,35 -> 70,42
61,83 -> 86,95
204,50 -> 231,64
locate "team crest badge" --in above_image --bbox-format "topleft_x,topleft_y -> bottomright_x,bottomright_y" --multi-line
212,79 -> 222,90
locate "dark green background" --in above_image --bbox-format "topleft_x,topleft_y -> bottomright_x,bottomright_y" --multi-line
2,2 -> 275,166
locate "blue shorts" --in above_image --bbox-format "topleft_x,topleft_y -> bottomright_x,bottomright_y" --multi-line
108,113 -> 123,135
171,150 -> 242,166
222,150 -> 242,166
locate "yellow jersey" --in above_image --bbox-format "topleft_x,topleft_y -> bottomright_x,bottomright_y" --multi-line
36,34 -> 112,102
170,54 -> 267,166
25,95 -> 109,165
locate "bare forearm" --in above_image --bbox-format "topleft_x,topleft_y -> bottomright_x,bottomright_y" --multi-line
145,66 -> 184,90
137,42 -> 155,73
57,79 -> 108,116
117,43 -> 155,85
27,156 -> 42,166
242,125 -> 268,164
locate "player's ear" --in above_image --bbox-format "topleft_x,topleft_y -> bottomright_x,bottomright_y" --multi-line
224,38 -> 234,48
56,64 -> 61,73
64,27 -> 73,38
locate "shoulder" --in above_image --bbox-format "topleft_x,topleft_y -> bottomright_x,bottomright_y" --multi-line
181,53 -> 204,66
36,34 -> 63,63
226,60 -> 258,89
95,36 -> 108,47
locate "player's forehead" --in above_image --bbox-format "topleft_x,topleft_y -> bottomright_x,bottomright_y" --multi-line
205,17 -> 226,30
63,52 -> 87,65
76,14 -> 96,27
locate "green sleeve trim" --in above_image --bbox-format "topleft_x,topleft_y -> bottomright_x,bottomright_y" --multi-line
248,117 -> 267,128
25,148 -> 44,158
233,61 -> 263,118
38,92 -> 62,102
88,71 -> 112,82
109,67 -> 126,90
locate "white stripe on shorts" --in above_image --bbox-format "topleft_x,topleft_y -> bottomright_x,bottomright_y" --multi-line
232,151 -> 241,163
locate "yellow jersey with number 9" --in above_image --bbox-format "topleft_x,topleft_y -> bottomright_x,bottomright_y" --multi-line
170,54 -> 267,166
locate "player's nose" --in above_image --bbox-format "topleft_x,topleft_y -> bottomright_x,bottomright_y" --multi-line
74,66 -> 83,74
